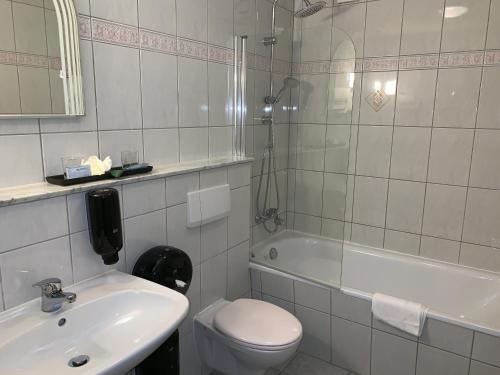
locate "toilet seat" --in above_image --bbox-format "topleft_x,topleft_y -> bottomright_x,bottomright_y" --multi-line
213,299 -> 302,351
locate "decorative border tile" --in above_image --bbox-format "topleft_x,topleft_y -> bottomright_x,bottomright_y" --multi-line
48,57 -> 62,70
78,16 -> 91,40
439,51 -> 484,68
330,59 -> 355,74
177,37 -> 207,60
140,29 -> 177,54
16,53 -> 48,68
362,56 -> 399,72
484,50 -> 500,66
0,51 -> 17,66
91,18 -> 139,47
208,45 -> 234,65
399,54 -> 439,70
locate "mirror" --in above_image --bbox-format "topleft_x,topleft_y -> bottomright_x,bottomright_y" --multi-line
0,0 -> 84,117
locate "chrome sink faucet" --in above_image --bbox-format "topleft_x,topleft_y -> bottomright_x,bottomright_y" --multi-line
32,278 -> 77,313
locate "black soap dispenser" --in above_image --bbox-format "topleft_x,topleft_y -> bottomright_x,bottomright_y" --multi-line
86,188 -> 123,265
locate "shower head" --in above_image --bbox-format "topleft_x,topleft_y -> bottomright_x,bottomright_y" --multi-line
294,0 -> 326,18
265,77 -> 300,105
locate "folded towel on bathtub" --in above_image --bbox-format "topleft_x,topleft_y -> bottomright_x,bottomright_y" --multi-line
372,293 -> 428,337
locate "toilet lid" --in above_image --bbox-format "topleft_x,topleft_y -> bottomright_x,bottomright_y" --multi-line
213,299 -> 302,348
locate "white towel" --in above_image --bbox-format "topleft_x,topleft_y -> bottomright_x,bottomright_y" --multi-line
372,293 -> 428,337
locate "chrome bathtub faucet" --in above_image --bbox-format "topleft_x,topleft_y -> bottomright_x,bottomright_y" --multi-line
33,278 -> 77,313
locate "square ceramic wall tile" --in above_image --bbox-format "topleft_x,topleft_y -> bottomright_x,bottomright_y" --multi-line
386,180 -> 425,234
201,251 -> 227,308
41,132 -> 99,176
294,170 -> 324,216
227,241 -> 250,300
0,237 -> 72,309
176,0 -> 207,41
470,130 -> 500,189
416,344 -> 469,375
356,125 -> 393,178
208,0 -> 233,48
166,173 -> 199,206
0,134 -> 43,188
371,330 -> 417,375
98,130 -> 143,167
459,243 -> 500,273
384,230 -> 420,255
138,0 -> 176,35
420,236 -> 460,263
427,128 -> 474,186
93,43 -> 142,130
298,74 -> 329,124
140,51 -> 178,129
12,2 -> 47,55
90,0 -> 138,25
332,3 -> 366,58
360,71 -> 397,126
477,67 -> 500,129
208,62 -> 233,126
364,0 -> 404,57
433,68 -> 482,128
294,214 -> 322,236
178,57 -> 208,127
332,317 -> 371,375
390,127 -> 431,182
325,125 -> 350,173
300,6 -> 332,62
441,0 -> 490,52
228,186 -> 251,247
179,128 -> 208,162
122,179 -> 166,218
422,184 -> 466,241
400,0 -> 444,55
395,70 -> 437,127
352,176 -> 388,227
351,224 -> 384,248
167,203 -> 201,265
296,305 -> 331,362
486,0 -> 500,49
0,65 -> 21,114
296,124 -> 326,171
0,1 -> 15,51
143,128 -> 179,166
463,188 -> 500,248
322,173 -> 347,221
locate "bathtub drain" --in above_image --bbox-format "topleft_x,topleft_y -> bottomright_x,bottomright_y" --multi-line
68,355 -> 90,368
269,247 -> 278,260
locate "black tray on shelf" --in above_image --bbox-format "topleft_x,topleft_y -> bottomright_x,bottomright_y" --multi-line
46,173 -> 108,186
46,165 -> 154,186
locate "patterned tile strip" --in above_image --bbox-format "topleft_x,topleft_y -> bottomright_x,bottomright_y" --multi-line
0,50 -> 61,70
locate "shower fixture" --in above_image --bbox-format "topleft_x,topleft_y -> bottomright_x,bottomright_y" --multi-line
255,0 -> 324,233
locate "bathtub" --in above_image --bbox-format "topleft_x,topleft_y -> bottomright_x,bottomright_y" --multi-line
250,230 -> 500,337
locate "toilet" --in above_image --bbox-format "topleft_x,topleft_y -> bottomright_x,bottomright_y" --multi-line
194,298 -> 302,375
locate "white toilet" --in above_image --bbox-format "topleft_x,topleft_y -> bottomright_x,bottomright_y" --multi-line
194,298 -> 302,375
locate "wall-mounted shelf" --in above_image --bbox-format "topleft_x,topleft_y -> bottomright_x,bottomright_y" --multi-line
0,157 -> 253,207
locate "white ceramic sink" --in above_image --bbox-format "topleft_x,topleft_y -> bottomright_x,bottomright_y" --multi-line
0,271 -> 189,375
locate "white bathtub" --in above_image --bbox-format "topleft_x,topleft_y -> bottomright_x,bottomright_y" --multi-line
251,230 -> 500,337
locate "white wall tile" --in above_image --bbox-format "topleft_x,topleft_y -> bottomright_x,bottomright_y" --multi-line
93,43 -> 142,130
207,0 -> 233,48
296,124 -> 326,171
0,236 -> 72,309
386,180 -> 425,233
395,70 -> 437,127
420,236 -> 460,263
179,328 -> 202,375
324,125 -> 350,174
122,178 -> 166,218
98,130 -> 144,167
140,51 -> 178,129
463,188 -> 500,248
296,305 -> 331,362
179,128 -> 209,162
353,176 -> 388,227
167,203 -> 201,265
332,316 -> 371,375
331,288 -> 372,326
178,57 -> 208,127
41,132 -> 99,176
228,164 -> 251,189
228,185 -> 251,247
177,0 -> 208,41
124,209 -> 167,272
201,218 -> 228,261
166,173 -> 199,206
300,6 -> 332,62
90,0 -> 138,25
322,173 -> 347,221
419,318 -> 473,357
208,62 -> 233,126
0,197 -> 68,253
0,135 -> 43,187
227,240 -> 250,300
371,330 -> 417,375
298,74 -> 329,124
351,223 -> 385,248
422,184 -> 466,241
400,0 -> 444,55
143,128 -> 180,166
470,130 -> 500,189
180,265 -> 200,336
261,272 -> 294,301
200,167 -> 227,188
470,361 -> 500,375
477,67 -> 500,129
360,72 -> 398,126
416,344 -> 469,375
472,332 -> 500,367
441,0 -> 490,52
364,0 -> 404,57
434,68 -> 482,128
486,0 -> 500,49
201,251 -> 227,308
209,126 -> 233,159
70,230 -> 126,282
384,230 -> 420,256
428,128 -> 474,186
390,127 -> 431,182
460,243 -> 500,273
332,3 -> 366,58
294,170 -> 324,216
294,280 -> 330,313
138,0 -> 176,35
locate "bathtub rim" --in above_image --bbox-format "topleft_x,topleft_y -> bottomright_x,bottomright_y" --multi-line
250,231 -> 500,338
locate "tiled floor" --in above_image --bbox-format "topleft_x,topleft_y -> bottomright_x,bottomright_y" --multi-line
266,352 -> 353,375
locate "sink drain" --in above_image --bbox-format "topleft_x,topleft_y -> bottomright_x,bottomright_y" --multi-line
68,355 -> 90,368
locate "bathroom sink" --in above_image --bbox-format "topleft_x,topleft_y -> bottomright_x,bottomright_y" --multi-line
0,271 -> 189,375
